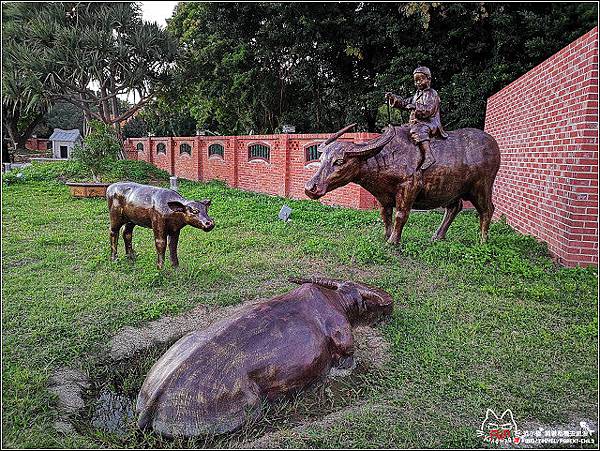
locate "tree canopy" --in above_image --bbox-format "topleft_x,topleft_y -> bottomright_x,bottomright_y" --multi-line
162,2 -> 597,134
3,1 -> 178,152
2,3 -> 53,151
3,2 -> 597,141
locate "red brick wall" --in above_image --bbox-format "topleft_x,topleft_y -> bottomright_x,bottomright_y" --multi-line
153,138 -> 173,175
200,138 -> 236,186
485,27 -> 598,267
173,138 -> 197,180
130,138 -> 151,164
124,140 -> 138,161
236,135 -> 287,196
125,132 -> 382,210
25,138 -> 51,151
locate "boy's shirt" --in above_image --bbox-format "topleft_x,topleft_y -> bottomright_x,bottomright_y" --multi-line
403,88 -> 447,138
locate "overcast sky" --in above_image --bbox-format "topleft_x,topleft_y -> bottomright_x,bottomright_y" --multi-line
140,1 -> 178,27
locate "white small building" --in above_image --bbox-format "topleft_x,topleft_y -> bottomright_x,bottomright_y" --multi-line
49,128 -> 82,159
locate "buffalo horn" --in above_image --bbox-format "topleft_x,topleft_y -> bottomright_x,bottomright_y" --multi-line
352,282 -> 394,309
288,276 -> 342,290
323,123 -> 358,146
344,126 -> 395,158
289,277 -> 392,307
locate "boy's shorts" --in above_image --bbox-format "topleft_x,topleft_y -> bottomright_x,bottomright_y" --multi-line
409,123 -> 433,143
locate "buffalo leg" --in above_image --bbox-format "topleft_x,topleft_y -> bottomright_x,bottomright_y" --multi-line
388,179 -> 419,245
380,205 -> 394,239
123,222 -> 135,259
109,217 -> 125,261
168,229 -> 180,268
432,199 -> 463,241
469,185 -> 495,244
153,227 -> 167,269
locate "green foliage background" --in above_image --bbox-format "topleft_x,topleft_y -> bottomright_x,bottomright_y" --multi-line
71,121 -> 120,181
151,2 -> 597,135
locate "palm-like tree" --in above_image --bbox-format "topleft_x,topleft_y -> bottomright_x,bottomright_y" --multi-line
4,2 -> 178,157
2,4 -> 54,153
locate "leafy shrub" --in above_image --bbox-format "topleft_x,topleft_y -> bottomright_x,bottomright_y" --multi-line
71,120 -> 120,181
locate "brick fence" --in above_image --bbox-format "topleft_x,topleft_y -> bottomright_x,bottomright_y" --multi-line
485,27 -> 598,267
25,138 -> 51,151
124,132 -> 380,210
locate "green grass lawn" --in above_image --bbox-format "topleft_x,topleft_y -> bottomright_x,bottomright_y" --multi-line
2,161 -> 598,448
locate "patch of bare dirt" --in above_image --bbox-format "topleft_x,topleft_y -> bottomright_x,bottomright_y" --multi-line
48,367 -> 91,434
353,325 -> 392,370
109,301 -> 253,361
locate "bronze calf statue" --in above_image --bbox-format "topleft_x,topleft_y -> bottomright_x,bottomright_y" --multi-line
305,124 -> 500,244
106,182 -> 214,269
136,277 -> 393,437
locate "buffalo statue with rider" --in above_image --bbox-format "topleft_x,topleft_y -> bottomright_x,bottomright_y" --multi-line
305,66 -> 500,245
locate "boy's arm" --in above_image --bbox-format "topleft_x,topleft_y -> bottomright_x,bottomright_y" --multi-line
385,92 -> 414,109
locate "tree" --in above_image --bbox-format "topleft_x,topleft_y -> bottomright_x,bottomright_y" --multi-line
122,116 -> 148,139
165,2 -> 597,134
71,120 -> 119,181
136,98 -> 197,137
1,68 -> 50,152
7,2 -> 178,156
31,101 -> 85,139
2,3 -> 54,152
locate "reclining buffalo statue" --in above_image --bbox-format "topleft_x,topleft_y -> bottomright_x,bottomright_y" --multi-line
106,182 -> 214,269
305,124 -> 500,244
136,277 -> 393,437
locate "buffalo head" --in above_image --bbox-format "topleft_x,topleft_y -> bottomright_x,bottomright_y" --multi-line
167,199 -> 215,231
305,124 -> 394,199
289,276 -> 393,324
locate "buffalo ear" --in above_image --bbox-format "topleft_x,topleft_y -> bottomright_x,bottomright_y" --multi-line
200,199 -> 211,207
167,201 -> 186,212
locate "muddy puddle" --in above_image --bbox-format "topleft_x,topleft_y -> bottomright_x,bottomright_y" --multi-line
74,326 -> 388,448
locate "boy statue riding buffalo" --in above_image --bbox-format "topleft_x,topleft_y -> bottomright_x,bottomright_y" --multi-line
385,66 -> 448,172
306,66 -> 500,245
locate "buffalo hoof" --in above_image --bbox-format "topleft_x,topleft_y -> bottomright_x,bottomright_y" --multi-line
430,234 -> 445,242
110,254 -> 118,262
386,236 -> 400,245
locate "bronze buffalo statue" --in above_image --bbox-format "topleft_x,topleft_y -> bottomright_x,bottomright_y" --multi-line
106,182 -> 214,269
305,124 -> 500,244
136,277 -> 393,437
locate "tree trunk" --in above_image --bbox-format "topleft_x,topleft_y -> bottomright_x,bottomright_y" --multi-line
114,123 -> 125,160
80,93 -> 93,136
2,139 -> 12,163
3,118 -> 20,152
3,111 -> 45,151
365,109 -> 377,133
108,79 -> 125,159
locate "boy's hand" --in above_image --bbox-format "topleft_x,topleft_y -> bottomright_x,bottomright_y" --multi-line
406,103 -> 416,110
